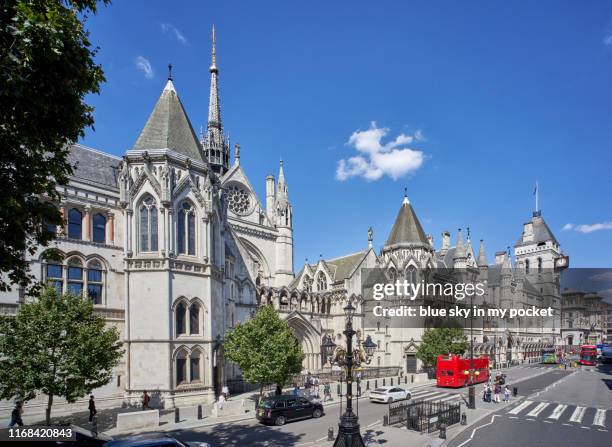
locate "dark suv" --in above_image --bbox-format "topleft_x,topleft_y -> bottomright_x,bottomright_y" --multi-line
256,395 -> 324,426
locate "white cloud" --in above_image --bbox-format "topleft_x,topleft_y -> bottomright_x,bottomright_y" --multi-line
336,122 -> 425,181
135,56 -> 154,79
604,35 -> 612,46
589,272 -> 612,282
162,23 -> 187,45
561,223 -> 574,231
575,222 -> 612,233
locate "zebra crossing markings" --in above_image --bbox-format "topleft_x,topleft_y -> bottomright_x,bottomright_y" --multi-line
506,401 -> 608,430
409,389 -> 461,403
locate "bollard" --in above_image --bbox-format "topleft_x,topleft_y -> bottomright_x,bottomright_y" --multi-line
197,404 -> 203,420
391,378 -> 394,386
383,378 -> 386,386
383,415 -> 389,426
327,427 -> 334,441
411,374 -> 414,383
439,423 -> 447,439
366,380 -> 370,390
375,379 -> 378,388
405,376 -> 407,384
513,386 -> 518,397
174,407 -> 180,423
461,413 -> 467,425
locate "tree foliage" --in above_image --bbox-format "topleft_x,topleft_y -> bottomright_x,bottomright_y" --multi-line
224,305 -> 304,396
416,327 -> 468,368
0,287 -> 123,424
0,0 -> 109,292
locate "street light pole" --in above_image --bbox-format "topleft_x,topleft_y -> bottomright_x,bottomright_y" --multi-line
334,302 -> 365,447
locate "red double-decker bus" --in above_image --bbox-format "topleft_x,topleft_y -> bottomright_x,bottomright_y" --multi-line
579,345 -> 597,366
436,354 -> 490,388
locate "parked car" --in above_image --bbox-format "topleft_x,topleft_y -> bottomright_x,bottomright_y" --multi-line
256,395 -> 324,425
105,433 -> 212,447
368,386 -> 411,404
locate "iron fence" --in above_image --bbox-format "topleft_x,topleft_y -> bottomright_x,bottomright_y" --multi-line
292,366 -> 400,385
388,399 -> 461,433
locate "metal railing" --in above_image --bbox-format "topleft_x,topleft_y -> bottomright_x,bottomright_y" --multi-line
388,399 -> 461,433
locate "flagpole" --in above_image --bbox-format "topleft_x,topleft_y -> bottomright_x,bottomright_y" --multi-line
535,181 -> 539,213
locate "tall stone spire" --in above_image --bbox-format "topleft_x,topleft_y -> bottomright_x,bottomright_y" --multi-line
477,239 -> 488,266
275,159 -> 291,229
276,159 -> 288,201
202,25 -> 229,174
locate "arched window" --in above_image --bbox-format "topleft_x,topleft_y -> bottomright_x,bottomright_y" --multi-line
177,202 -> 196,255
525,259 -> 530,274
139,197 -> 158,252
176,302 -> 186,335
92,213 -> 106,243
176,351 -> 187,385
189,303 -> 200,335
388,267 -> 397,282
67,258 -> 83,295
68,208 -> 82,239
317,272 -> 327,292
190,351 -> 201,382
407,266 -> 417,284
303,275 -> 312,293
87,260 -> 104,305
46,263 -> 63,294
537,257 -> 543,273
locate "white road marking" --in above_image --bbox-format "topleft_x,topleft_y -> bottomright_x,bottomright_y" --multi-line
367,420 -> 381,428
548,404 -> 568,420
526,402 -> 549,418
593,409 -> 606,427
508,416 -> 518,419
569,406 -> 586,423
508,400 -> 533,415
411,390 -> 442,399
421,392 -> 449,402
438,394 -> 461,402
456,414 -> 500,447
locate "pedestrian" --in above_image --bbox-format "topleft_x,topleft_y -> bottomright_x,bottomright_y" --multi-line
485,384 -> 492,403
9,402 -> 24,427
222,384 -> 230,400
275,384 -> 282,396
90,414 -> 98,438
494,383 -> 501,403
142,390 -> 151,410
504,385 -> 510,402
88,395 -> 97,422
293,383 -> 300,396
482,383 -> 488,402
323,382 -> 332,402
304,377 -> 312,397
218,393 -> 225,410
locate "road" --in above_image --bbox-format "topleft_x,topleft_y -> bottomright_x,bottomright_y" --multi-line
165,364 -> 561,446
448,363 -> 612,447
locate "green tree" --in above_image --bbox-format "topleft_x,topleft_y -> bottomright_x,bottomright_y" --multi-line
0,287 -> 123,425
224,305 -> 304,398
0,0 -> 109,292
416,327 -> 468,368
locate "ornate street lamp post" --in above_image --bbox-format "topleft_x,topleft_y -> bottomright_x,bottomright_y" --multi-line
322,335 -> 337,367
332,302 -> 375,447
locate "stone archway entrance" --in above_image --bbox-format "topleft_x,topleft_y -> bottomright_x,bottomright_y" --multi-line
285,311 -> 322,373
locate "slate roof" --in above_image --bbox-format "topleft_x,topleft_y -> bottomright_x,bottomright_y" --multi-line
67,144 -> 121,189
385,198 -> 429,246
516,212 -> 559,247
326,250 -> 368,282
133,80 -> 204,162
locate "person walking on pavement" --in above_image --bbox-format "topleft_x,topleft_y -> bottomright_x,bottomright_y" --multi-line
9,402 -> 24,427
504,385 -> 510,402
494,383 -> 501,403
88,395 -> 97,422
485,384 -> 492,403
275,384 -> 282,396
293,383 -> 300,396
323,381 -> 332,402
142,390 -> 151,410
222,384 -> 230,400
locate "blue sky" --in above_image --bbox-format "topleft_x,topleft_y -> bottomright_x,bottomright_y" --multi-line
82,0 -> 612,268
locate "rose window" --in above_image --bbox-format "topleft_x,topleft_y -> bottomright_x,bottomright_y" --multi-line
227,185 -> 251,215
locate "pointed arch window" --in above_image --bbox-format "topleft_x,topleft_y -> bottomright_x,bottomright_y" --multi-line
139,197 -> 158,252
406,266 -> 417,284
87,260 -> 104,305
189,303 -> 200,335
176,350 -> 187,385
177,202 -> 196,255
190,352 -> 201,381
92,213 -> 106,243
303,275 -> 312,293
68,208 -> 82,239
388,267 -> 397,282
525,259 -> 530,274
67,258 -> 84,296
176,302 -> 186,335
317,272 -> 327,292
537,257 -> 543,273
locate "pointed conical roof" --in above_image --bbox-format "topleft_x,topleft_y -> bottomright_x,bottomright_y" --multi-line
477,240 -> 488,266
133,79 -> 204,162
385,195 -> 429,246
